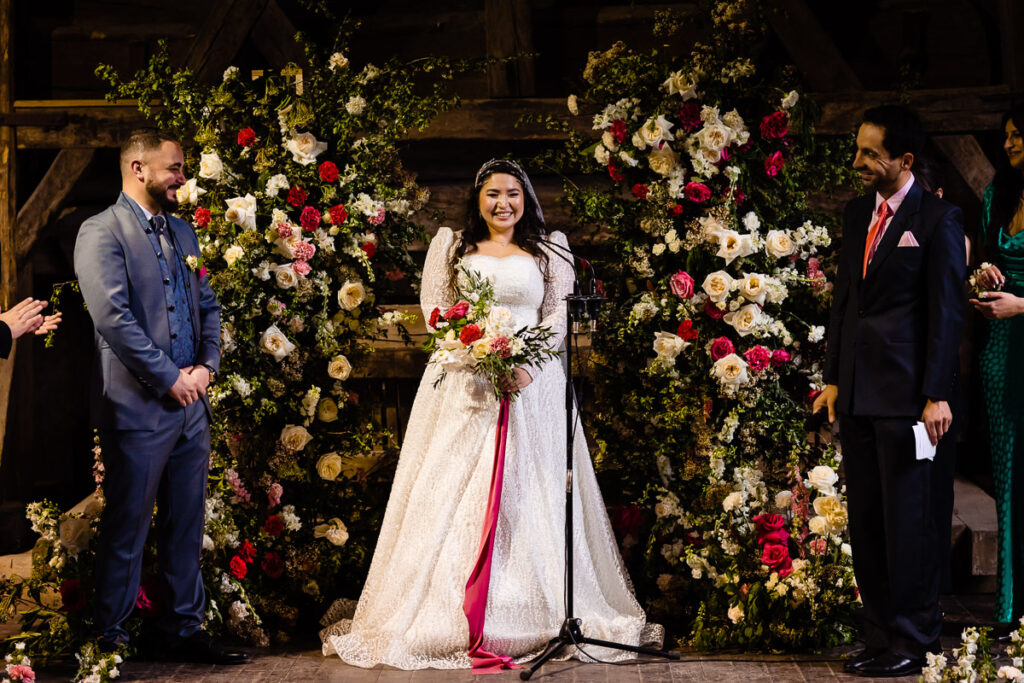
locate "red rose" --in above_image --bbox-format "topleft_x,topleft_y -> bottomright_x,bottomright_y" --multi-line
669,203 -> 683,217
744,345 -> 771,372
428,307 -> 441,328
459,323 -> 483,345
704,299 -> 725,319
263,515 -> 284,536
608,162 -> 624,183
135,577 -> 161,616
753,513 -> 787,536
759,111 -> 789,139
238,539 -> 256,563
328,204 -> 348,225
771,349 -> 791,367
229,555 -> 247,579
261,552 -> 284,579
684,182 -> 711,203
444,300 -> 470,320
732,189 -> 747,205
679,102 -> 702,132
761,542 -> 793,577
764,151 -> 786,177
59,578 -> 87,614
759,528 -> 791,546
318,160 -> 339,183
299,206 -> 321,231
610,119 -> 628,144
709,336 -> 734,360
194,207 -> 211,228
669,270 -> 695,299
237,127 -> 256,146
287,185 -> 307,208
632,183 -> 649,199
676,319 -> 698,341
808,388 -> 822,403
361,241 -> 377,258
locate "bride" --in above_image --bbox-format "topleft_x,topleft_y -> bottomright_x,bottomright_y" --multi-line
320,159 -> 661,671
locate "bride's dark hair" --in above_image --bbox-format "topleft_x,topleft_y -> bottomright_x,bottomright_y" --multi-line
447,160 -> 549,299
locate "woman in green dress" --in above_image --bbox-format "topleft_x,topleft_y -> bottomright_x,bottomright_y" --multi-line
971,106 -> 1024,623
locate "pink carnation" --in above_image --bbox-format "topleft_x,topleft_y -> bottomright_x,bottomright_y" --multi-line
292,241 -> 316,261
276,223 -> 294,239
489,336 -> 512,358
744,345 -> 771,372
770,349 -> 791,367
6,665 -> 34,682
292,260 -> 312,277
368,207 -> 386,226
300,206 -> 322,231
267,482 -> 283,507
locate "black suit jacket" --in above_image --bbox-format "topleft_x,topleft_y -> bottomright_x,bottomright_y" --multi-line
824,182 -> 966,417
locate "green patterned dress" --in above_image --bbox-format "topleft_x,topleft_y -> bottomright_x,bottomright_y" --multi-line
980,183 -> 1024,622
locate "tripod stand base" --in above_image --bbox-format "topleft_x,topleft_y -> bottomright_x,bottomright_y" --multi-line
518,618 -> 679,680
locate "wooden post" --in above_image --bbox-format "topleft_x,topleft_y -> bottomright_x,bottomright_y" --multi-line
0,0 -> 18,461
484,0 -> 535,98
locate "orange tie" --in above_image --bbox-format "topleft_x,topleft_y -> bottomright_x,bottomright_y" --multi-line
862,201 -> 893,278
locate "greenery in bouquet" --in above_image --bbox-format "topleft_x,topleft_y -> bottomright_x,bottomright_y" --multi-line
535,0 -> 860,649
423,266 -> 560,400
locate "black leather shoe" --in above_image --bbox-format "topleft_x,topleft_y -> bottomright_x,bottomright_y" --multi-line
856,651 -> 926,678
842,646 -> 885,673
166,631 -> 249,665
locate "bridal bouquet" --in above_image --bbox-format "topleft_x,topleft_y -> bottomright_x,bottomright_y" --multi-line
968,262 -> 1003,298
424,266 -> 560,400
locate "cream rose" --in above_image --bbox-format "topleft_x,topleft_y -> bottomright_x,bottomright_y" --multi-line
648,144 -> 679,177
727,605 -> 744,624
717,230 -> 756,265
722,303 -> 761,337
662,71 -> 698,100
313,518 -> 349,546
175,178 -> 206,205
775,490 -> 793,509
285,131 -> 328,166
328,354 -> 352,381
594,144 -> 611,165
781,90 -> 800,110
223,244 -> 244,267
697,122 -> 733,152
712,353 -> 749,386
807,465 -> 838,494
813,495 -> 849,533
316,453 -> 343,480
280,424 -> 313,452
722,491 -> 743,512
702,270 -> 735,303
637,115 -> 675,149
317,397 -> 339,423
198,152 -> 224,181
59,517 -> 94,555
224,193 -> 257,231
338,280 -> 366,310
328,52 -> 349,71
653,331 -> 687,360
273,263 -> 298,289
601,130 -> 618,152
259,325 -> 296,361
807,515 -> 829,536
738,273 -> 768,305
765,230 -> 796,258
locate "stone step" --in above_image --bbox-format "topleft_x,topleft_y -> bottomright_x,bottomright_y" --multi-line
951,475 -> 998,592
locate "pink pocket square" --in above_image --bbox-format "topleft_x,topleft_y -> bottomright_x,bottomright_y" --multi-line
897,231 -> 919,247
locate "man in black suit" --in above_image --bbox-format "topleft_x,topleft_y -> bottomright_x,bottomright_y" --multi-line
814,105 -> 965,678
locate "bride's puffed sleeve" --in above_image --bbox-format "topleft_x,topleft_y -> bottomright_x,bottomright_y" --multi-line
420,227 -> 457,332
538,231 -> 576,351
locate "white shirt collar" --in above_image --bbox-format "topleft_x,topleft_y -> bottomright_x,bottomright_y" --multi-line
874,173 -> 915,215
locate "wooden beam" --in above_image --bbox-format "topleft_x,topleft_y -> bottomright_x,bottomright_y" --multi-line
15,149 -> 96,265
0,0 -> 17,460
766,0 -> 862,91
932,135 -> 996,202
484,0 -> 535,97
185,0 -> 270,82
249,0 -> 305,69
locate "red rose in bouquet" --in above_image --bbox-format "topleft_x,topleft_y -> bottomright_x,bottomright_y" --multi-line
610,119 -> 628,144
261,551 -> 284,579
361,241 -> 377,258
632,183 -> 649,199
704,299 -> 726,319
669,270 -> 695,299
759,111 -> 789,139
318,160 -> 339,183
229,555 -> 247,579
328,203 -> 348,225
764,151 -> 786,177
668,203 -> 684,217
744,345 -> 771,372
238,539 -> 256,563
445,300 -> 470,320
761,542 -> 793,577
429,307 -> 441,328
59,578 -> 87,613
771,349 -> 791,367
676,319 -> 698,341
194,207 -> 211,228
263,514 -> 284,536
459,324 -> 483,345
709,336 -> 735,360
287,185 -> 307,207
300,206 -> 321,231
237,127 -> 256,146
684,182 -> 711,203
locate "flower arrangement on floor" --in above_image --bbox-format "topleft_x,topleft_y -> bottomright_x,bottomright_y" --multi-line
534,0 -> 859,649
423,266 -> 559,399
0,25 -> 484,675
918,620 -> 1024,682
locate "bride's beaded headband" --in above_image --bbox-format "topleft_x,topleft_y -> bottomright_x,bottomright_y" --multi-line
473,158 -> 545,225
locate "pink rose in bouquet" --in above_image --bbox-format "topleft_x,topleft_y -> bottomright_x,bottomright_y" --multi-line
744,345 -> 771,372
669,270 -> 695,299
445,300 -> 470,320
709,336 -> 735,360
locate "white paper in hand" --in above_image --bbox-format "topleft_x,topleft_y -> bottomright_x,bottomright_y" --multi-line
913,421 -> 937,461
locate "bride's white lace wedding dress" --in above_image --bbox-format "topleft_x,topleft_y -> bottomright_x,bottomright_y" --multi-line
320,227 -> 662,670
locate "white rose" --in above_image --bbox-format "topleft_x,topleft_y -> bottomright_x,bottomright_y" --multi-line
807,515 -> 829,536
716,230 -> 756,265
273,263 -> 298,289
338,280 -> 365,310
637,115 -> 675,148
224,194 -> 257,231
259,325 -> 296,361
807,465 -> 838,494
781,90 -> 800,110
285,131 -> 328,166
697,122 -> 733,152
223,244 -> 244,266
317,397 -> 339,423
742,211 -> 761,232
327,354 -> 352,381
594,144 -> 611,165
765,230 -> 796,258
265,173 -> 289,197
202,534 -> 215,552
567,94 -> 579,115
712,353 -> 749,386
485,306 -> 516,337
175,178 -> 206,205
328,52 -> 349,71
648,144 -> 679,177
198,152 -> 224,181
662,71 -> 698,100
841,542 -> 852,557
813,495 -> 849,533
316,453 -> 343,480
775,490 -> 793,509
722,491 -> 743,512
59,517 -> 94,555
653,331 -> 687,360
601,130 -> 618,152
702,270 -> 735,303
808,325 -> 825,343
345,96 -> 367,116
313,518 -> 349,546
738,273 -> 767,305
727,605 -> 744,624
280,424 -> 313,451
721,109 -> 746,134
722,303 -> 761,337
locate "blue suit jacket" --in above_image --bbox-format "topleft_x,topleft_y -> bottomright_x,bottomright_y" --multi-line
74,193 -> 221,430
823,182 -> 966,417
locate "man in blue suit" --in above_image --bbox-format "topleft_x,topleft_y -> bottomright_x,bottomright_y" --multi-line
815,106 -> 965,678
75,130 -> 245,664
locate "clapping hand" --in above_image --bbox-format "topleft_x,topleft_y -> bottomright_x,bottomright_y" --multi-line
0,297 -> 49,339
34,312 -> 62,336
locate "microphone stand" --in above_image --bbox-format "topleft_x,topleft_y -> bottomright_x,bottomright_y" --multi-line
519,237 -> 678,680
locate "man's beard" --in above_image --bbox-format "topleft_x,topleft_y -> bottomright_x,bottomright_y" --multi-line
146,179 -> 179,213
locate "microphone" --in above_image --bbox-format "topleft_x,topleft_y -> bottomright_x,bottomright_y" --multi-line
522,234 -> 605,331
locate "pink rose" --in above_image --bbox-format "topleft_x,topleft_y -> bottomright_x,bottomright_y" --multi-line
444,300 -> 470,320
764,150 -> 786,177
684,182 -> 712,203
709,336 -> 734,360
267,482 -> 283,507
669,270 -> 695,299
759,111 -> 789,139
761,542 -> 793,577
744,345 -> 771,372
770,349 -> 791,368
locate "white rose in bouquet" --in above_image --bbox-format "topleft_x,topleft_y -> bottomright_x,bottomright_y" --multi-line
636,115 -> 675,149
224,194 -> 257,231
273,263 -> 299,289
662,70 -> 698,100
314,518 -> 349,546
327,354 -> 352,381
338,280 -> 366,310
223,244 -> 244,266
723,303 -> 761,337
285,130 -> 328,165
265,173 -> 290,197
807,465 -> 839,494
813,495 -> 849,533
175,178 -> 206,205
653,331 -> 688,360
765,229 -> 796,258
716,230 -> 756,265
594,144 -> 611,165
485,306 -> 516,337
260,325 -> 296,361
317,397 -> 339,422
738,273 -> 768,305
316,453 -> 343,480
198,152 -> 224,181
696,121 -> 733,153
712,353 -> 749,386
280,425 -> 313,452
702,270 -> 735,302
648,144 -> 679,177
